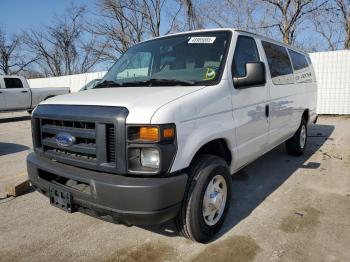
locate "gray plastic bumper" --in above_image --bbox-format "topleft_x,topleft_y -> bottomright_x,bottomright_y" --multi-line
27,152 -> 187,225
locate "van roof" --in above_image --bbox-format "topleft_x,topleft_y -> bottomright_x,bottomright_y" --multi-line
143,28 -> 309,57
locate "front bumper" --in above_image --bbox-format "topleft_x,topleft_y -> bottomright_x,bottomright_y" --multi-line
27,153 -> 187,225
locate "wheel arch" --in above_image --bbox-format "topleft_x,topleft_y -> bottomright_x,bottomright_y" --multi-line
190,138 -> 233,166
302,109 -> 309,123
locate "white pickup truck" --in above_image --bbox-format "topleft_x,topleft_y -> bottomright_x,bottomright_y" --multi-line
0,75 -> 70,112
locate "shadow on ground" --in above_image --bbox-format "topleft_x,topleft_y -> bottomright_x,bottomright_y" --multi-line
139,123 -> 335,240
0,115 -> 31,124
0,142 -> 30,156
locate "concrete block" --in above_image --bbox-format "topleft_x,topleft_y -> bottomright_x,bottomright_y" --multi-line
5,179 -> 30,197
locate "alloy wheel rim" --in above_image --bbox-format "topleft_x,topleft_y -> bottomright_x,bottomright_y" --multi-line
202,174 -> 227,226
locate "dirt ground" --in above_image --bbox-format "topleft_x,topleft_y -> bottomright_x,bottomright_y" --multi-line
0,112 -> 349,262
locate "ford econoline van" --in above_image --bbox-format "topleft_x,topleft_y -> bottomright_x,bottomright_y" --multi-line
27,29 -> 317,243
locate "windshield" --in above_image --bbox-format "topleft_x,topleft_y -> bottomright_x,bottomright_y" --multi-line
100,31 -> 231,87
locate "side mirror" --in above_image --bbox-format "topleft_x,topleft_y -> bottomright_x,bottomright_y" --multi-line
233,62 -> 266,88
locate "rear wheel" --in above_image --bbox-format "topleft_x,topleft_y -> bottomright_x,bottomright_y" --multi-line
286,118 -> 307,156
175,155 -> 232,243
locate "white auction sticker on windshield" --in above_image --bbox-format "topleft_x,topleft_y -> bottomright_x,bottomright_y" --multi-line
188,37 -> 216,44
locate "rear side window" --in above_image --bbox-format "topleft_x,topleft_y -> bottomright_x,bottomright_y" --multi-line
288,49 -> 308,70
261,41 -> 294,85
232,36 -> 260,77
4,78 -> 24,88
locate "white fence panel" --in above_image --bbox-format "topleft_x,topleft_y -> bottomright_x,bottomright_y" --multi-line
28,71 -> 107,92
310,50 -> 350,114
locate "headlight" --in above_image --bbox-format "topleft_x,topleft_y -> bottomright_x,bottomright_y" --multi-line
141,148 -> 160,168
127,124 -> 177,175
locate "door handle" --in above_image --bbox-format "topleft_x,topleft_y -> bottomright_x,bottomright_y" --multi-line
21,90 -> 28,93
265,104 -> 269,118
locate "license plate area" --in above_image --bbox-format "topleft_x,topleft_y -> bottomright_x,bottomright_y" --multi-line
49,186 -> 74,213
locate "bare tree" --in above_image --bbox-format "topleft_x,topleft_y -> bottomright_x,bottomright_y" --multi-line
23,30 -> 62,76
194,0 -> 273,38
181,0 -> 203,30
260,0 -> 329,44
93,0 -> 182,61
141,0 -> 164,37
24,5 -> 104,76
335,0 -> 350,49
313,10 -> 342,50
141,0 -> 185,36
312,0 -> 350,50
137,0 -> 184,36
91,0 -> 147,61
50,6 -> 83,75
0,29 -> 36,75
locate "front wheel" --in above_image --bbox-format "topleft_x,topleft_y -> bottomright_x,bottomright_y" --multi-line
175,155 -> 232,243
286,118 -> 307,156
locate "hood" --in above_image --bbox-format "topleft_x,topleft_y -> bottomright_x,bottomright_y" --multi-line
41,85 -> 205,123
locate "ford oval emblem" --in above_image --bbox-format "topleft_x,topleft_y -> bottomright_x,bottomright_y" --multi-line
55,132 -> 76,147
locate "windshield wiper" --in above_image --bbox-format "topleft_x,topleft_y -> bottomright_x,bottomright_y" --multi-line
94,80 -> 123,88
148,78 -> 196,86
121,78 -> 196,87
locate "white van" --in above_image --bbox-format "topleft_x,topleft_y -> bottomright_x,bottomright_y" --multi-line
27,29 -> 317,243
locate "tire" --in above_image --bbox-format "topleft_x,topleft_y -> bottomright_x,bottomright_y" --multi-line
286,118 -> 307,156
175,154 -> 232,243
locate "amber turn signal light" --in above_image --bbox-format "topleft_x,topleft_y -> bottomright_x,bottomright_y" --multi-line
139,127 -> 159,141
163,128 -> 175,138
128,125 -> 175,142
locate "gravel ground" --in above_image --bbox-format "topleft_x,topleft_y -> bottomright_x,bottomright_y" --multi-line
0,112 -> 349,262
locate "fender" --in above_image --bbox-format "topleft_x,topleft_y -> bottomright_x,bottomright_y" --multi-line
150,81 -> 238,174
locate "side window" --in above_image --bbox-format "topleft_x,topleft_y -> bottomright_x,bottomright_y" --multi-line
261,41 -> 294,85
232,36 -> 260,77
288,49 -> 308,70
4,78 -> 24,88
288,49 -> 313,83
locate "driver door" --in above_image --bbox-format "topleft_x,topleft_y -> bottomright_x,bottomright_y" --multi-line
230,35 -> 270,168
